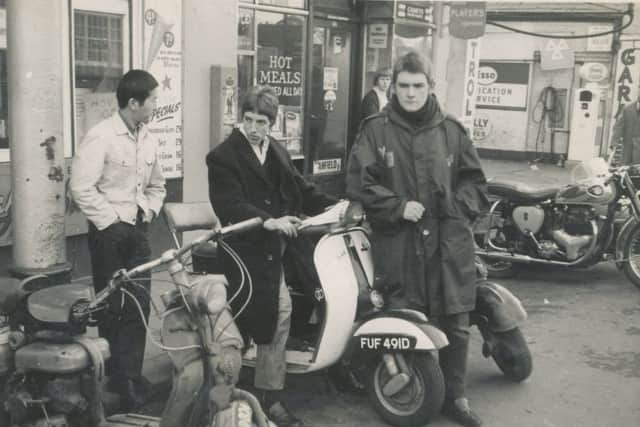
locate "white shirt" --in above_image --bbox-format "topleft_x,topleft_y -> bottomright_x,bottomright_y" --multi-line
239,126 -> 270,165
373,86 -> 389,111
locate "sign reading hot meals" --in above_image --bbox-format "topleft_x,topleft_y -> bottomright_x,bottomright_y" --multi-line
476,62 -> 529,111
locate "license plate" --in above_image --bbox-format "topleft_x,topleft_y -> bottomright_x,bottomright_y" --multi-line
358,335 -> 416,350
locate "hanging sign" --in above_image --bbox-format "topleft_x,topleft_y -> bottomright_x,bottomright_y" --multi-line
396,2 -> 433,23
579,62 -> 608,83
449,2 -> 486,39
541,39 -> 574,70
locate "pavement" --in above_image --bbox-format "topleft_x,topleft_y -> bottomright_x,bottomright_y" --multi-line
125,158 -> 577,414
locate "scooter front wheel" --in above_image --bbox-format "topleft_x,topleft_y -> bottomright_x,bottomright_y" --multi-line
491,328 -> 532,382
366,352 -> 444,427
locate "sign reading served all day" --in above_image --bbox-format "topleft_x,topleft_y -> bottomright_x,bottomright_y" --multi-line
476,62 -> 530,111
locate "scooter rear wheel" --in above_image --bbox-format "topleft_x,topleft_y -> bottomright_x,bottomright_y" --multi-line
366,352 -> 444,427
491,328 -> 532,382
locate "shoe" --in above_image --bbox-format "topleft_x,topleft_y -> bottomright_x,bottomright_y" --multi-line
267,401 -> 303,427
111,378 -> 145,412
442,397 -> 483,427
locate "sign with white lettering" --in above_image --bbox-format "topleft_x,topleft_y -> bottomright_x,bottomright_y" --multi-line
368,23 -> 388,49
313,158 -> 342,174
257,51 -> 303,105
396,2 -> 433,23
476,62 -> 529,111
144,0 -> 183,179
449,2 -> 486,39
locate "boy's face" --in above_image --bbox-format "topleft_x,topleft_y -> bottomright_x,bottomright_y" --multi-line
242,111 -> 270,144
393,71 -> 430,112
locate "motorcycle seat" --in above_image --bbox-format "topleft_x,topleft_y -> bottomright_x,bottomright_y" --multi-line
488,178 -> 559,202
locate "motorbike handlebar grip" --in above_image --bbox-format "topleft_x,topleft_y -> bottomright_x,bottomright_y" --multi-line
219,217 -> 263,238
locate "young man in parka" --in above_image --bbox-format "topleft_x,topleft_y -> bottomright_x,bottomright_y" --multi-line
346,51 -> 489,427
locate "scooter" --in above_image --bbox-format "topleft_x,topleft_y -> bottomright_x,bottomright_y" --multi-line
0,210 -> 269,427
176,201 -> 532,426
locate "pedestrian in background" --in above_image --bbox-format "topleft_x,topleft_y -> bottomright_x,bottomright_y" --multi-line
207,85 -> 336,427
360,67 -> 392,122
70,69 -> 166,411
610,97 -> 640,165
346,51 -> 488,427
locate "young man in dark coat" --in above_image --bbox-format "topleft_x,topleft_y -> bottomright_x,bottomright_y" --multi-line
360,67 -> 392,123
610,97 -> 640,165
346,52 -> 489,427
206,86 -> 336,427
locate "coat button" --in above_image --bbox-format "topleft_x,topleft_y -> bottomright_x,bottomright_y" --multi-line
265,199 -> 271,205
266,254 -> 273,261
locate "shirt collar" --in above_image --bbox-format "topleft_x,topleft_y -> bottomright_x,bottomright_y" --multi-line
238,126 -> 269,151
112,112 -> 148,140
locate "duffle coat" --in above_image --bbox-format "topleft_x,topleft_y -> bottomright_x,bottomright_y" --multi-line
346,96 -> 489,315
206,129 -> 336,344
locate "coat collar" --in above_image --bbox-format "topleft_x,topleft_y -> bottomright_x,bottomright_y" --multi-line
230,128 -> 290,185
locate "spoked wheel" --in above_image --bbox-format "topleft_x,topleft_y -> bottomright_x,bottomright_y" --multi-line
622,223 -> 640,290
490,328 -> 532,382
366,353 -> 444,427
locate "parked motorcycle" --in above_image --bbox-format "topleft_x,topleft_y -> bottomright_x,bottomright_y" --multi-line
181,201 -> 532,427
0,214 -> 269,427
474,157 -> 640,290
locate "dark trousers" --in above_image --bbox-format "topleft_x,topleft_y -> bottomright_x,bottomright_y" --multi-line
87,219 -> 151,381
431,312 -> 470,401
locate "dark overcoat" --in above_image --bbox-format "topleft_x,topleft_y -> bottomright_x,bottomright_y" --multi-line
206,129 -> 336,343
360,89 -> 380,122
346,96 -> 489,315
611,101 -> 640,165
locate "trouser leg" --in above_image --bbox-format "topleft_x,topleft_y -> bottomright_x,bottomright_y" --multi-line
432,312 -> 470,400
117,222 -> 151,380
254,275 -> 292,391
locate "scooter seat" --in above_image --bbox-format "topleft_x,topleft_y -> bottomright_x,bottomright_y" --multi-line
488,178 -> 559,202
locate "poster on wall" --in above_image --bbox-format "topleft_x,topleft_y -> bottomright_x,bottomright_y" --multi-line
476,62 -> 529,111
473,62 -> 530,151
143,0 -> 183,179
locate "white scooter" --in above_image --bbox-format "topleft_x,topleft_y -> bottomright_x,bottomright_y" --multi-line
239,201 -> 449,427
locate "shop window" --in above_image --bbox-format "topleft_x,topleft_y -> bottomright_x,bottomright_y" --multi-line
72,0 -> 130,149
393,22 -> 431,63
237,7 -> 306,159
258,0 -> 306,8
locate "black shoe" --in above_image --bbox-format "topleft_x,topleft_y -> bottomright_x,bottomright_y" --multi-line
267,401 -> 303,427
111,378 -> 145,412
442,398 -> 483,427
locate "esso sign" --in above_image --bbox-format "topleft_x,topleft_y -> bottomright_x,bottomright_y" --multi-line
579,62 -> 608,83
478,66 -> 498,85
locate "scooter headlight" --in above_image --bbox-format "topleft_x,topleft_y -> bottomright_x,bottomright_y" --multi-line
370,290 -> 384,309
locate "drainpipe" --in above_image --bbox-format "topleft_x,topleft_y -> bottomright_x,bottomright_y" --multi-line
6,0 -> 71,283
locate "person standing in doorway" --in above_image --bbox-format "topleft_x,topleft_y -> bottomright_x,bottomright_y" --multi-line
346,52 -> 488,427
360,67 -> 392,122
70,69 -> 166,411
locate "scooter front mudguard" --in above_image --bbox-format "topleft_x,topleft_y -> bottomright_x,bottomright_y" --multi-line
474,281 -> 527,332
348,310 -> 449,357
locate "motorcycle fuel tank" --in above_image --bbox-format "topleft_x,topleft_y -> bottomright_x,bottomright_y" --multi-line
15,338 -> 109,373
555,183 -> 616,205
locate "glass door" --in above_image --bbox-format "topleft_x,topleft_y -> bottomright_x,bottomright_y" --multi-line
307,18 -> 356,176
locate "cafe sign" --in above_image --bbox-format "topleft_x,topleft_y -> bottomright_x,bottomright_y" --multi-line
396,2 -> 433,23
449,2 -> 486,39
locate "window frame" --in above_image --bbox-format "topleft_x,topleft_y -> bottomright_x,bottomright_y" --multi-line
70,0 -> 131,157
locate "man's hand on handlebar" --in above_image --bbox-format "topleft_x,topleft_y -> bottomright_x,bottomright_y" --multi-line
264,215 -> 302,238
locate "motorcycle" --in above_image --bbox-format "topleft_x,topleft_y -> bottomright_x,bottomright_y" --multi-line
0,212 -> 270,427
179,200 -> 531,427
474,157 -> 640,290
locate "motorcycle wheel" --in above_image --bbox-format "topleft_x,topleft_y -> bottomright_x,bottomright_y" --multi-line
366,352 -> 444,427
491,328 -> 532,382
622,223 -> 640,290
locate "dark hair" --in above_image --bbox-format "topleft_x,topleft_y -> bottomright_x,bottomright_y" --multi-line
241,85 -> 279,125
116,69 -> 159,109
373,67 -> 392,86
392,51 -> 435,88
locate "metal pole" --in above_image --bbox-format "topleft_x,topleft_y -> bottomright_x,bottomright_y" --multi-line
6,0 -> 71,283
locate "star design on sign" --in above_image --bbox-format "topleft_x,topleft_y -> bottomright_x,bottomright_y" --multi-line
162,75 -> 171,90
